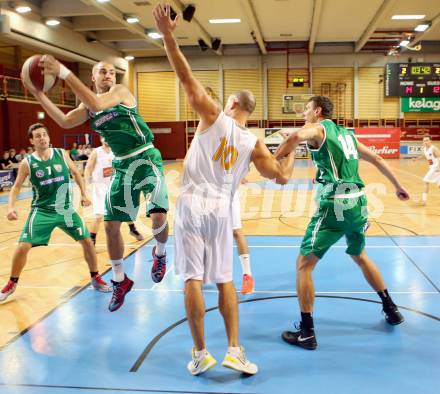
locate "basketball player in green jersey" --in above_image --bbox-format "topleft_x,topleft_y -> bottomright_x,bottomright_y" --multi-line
0,123 -> 110,302
22,57 -> 169,312
275,96 -> 410,350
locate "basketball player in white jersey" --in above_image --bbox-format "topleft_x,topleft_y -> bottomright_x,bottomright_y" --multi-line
154,4 -> 295,376
232,185 -> 254,295
419,136 -> 440,205
83,137 -> 144,244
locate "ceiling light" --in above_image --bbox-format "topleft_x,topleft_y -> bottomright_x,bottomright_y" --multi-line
148,32 -> 162,39
125,16 -> 139,24
16,6 -> 31,13
125,55 -> 134,61
415,23 -> 430,32
399,40 -> 410,47
209,18 -> 241,24
45,19 -> 60,26
97,0 -> 111,3
391,15 -> 425,20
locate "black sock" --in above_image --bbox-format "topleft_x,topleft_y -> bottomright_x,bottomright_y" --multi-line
301,312 -> 314,332
128,223 -> 136,231
90,271 -> 98,278
378,289 -> 394,308
10,277 -> 19,283
90,233 -> 97,243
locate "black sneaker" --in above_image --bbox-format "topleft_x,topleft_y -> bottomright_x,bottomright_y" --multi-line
281,322 -> 317,350
383,304 -> 404,325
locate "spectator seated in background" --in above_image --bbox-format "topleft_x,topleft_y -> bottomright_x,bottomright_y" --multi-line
0,151 -> 13,170
15,149 -> 27,162
84,144 -> 92,158
26,147 -> 34,156
8,149 -> 19,165
70,142 -> 79,161
77,144 -> 90,161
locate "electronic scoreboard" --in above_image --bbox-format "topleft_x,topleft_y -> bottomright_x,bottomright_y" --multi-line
384,63 -> 440,97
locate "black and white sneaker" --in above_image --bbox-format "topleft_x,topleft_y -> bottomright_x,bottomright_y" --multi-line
383,304 -> 404,325
281,322 -> 317,350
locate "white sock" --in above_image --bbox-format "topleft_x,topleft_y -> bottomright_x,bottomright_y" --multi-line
111,259 -> 124,282
194,348 -> 206,358
156,241 -> 166,256
228,346 -> 241,357
239,254 -> 251,276
422,192 -> 428,202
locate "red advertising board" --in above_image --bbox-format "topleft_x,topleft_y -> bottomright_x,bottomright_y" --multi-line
401,127 -> 440,141
354,128 -> 401,158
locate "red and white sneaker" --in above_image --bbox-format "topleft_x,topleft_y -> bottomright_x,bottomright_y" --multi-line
0,280 -> 17,302
241,274 -> 255,295
108,274 -> 134,312
151,246 -> 167,283
92,274 -> 111,292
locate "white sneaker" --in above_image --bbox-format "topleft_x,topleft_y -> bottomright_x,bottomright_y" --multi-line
0,280 -> 17,302
222,346 -> 258,375
187,347 -> 217,376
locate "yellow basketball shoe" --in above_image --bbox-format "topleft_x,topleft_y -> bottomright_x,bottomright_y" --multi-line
222,346 -> 258,375
187,348 -> 217,375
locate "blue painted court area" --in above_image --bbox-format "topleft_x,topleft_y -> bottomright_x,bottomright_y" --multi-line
0,235 -> 439,394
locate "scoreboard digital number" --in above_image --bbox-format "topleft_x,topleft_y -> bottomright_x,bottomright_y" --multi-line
384,63 -> 440,97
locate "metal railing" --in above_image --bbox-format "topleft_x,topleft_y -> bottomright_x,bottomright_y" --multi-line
0,75 -> 76,106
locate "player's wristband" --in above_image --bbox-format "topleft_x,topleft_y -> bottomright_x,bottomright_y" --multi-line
58,64 -> 71,80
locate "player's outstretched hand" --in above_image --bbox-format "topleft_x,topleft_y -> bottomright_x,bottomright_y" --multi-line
38,55 -> 60,77
396,187 -> 410,201
7,209 -> 18,221
153,3 -> 180,35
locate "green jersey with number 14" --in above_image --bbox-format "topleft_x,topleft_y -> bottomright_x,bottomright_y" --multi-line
309,119 -> 365,199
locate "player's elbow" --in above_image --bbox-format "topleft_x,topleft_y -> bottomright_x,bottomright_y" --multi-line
275,174 -> 289,185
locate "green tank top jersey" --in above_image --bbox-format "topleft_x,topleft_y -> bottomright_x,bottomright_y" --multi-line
89,104 -> 154,157
309,119 -> 365,199
27,148 -> 72,210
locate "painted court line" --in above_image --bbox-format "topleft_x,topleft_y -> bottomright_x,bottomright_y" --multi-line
14,286 -> 439,295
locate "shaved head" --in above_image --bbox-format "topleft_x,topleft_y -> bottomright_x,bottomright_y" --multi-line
231,90 -> 256,114
92,62 -> 115,75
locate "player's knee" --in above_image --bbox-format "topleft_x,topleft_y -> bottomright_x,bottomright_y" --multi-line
351,253 -> 367,267
151,212 -> 167,227
17,242 -> 32,254
233,228 -> 241,239
296,255 -> 315,272
104,221 -> 121,236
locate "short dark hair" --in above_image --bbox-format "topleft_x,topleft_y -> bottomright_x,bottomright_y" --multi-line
308,96 -> 333,119
234,90 -> 256,114
28,123 -> 49,138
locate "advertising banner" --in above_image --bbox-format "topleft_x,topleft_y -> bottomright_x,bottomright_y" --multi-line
401,97 -> 440,112
354,128 -> 401,158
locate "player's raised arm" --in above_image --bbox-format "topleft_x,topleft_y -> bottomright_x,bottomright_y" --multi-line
38,55 -> 131,113
153,3 -> 220,129
275,123 -> 324,159
21,78 -> 88,129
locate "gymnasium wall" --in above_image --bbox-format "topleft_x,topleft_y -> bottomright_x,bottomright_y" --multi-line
134,51 -> 440,123
0,99 -> 92,151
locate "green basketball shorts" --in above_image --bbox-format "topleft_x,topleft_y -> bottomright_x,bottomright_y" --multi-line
300,195 -> 368,259
19,207 -> 90,246
104,147 -> 169,222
